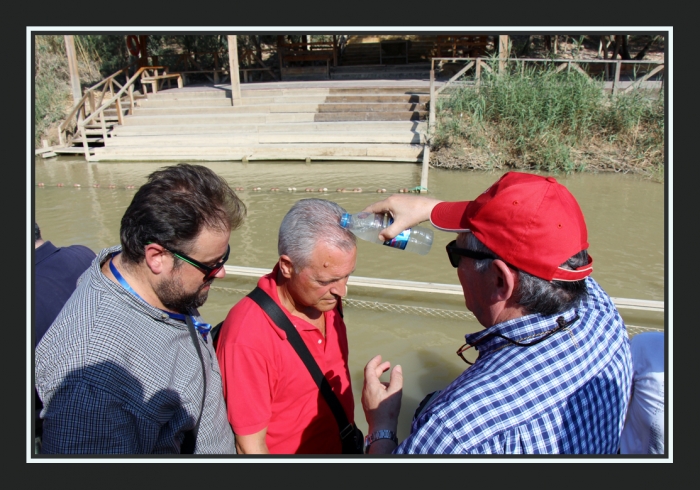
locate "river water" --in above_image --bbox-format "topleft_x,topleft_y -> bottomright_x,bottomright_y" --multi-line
32,156 -> 666,440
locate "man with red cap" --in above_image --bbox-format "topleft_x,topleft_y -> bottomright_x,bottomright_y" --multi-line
360,171 -> 633,454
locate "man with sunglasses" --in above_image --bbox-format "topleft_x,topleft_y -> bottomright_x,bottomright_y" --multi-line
360,171 -> 633,455
35,163 -> 246,454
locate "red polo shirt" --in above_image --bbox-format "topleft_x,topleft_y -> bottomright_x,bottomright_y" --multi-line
215,265 -> 354,454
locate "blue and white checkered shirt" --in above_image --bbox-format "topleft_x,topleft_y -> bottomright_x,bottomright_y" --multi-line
394,277 -> 633,454
35,246 -> 236,454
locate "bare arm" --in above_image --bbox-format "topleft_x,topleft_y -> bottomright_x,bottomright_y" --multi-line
362,194 -> 443,241
235,428 -> 270,454
361,355 -> 403,454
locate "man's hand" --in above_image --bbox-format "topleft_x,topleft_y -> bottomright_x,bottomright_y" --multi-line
362,195 -> 442,242
361,355 -> 403,434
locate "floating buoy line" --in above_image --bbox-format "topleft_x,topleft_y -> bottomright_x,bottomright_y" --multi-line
37,182 -> 426,193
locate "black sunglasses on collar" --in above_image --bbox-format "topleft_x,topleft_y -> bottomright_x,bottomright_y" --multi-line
445,239 -> 497,268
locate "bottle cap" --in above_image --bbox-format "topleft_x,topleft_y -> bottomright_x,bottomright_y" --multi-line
340,213 -> 350,228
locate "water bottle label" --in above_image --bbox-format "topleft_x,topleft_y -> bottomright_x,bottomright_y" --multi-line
383,217 -> 409,250
383,230 -> 409,250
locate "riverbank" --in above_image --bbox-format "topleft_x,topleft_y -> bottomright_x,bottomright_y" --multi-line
429,128 -> 664,182
428,68 -> 664,183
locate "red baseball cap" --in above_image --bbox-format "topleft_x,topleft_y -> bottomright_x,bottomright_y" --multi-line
430,172 -> 593,282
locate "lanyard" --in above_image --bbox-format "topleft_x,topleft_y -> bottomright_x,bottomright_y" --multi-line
109,252 -> 212,342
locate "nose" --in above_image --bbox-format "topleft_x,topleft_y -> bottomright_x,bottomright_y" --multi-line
330,278 -> 349,297
213,266 -> 226,280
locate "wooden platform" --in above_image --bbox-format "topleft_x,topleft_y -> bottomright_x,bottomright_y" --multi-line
85,80 -> 436,163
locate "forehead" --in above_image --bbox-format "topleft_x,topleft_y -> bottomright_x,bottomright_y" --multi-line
302,241 -> 356,276
189,227 -> 230,257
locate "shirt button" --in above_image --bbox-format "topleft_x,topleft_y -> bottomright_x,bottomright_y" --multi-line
161,314 -> 168,320
318,339 -> 322,344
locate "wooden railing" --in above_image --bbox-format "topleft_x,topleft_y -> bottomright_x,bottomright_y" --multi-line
58,66 -> 130,148
428,57 -> 665,137
59,65 -> 162,160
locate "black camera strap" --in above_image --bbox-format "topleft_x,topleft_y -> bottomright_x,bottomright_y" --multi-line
247,287 -> 359,452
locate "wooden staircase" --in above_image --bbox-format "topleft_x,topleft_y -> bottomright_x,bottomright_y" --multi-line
87,83 -> 430,163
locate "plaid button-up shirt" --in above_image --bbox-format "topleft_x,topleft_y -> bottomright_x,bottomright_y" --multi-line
395,277 -> 633,454
35,246 -> 236,454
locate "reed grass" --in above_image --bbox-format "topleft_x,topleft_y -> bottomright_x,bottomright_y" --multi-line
432,62 -> 664,180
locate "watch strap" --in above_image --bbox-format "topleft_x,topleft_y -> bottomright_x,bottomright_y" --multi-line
363,429 -> 398,454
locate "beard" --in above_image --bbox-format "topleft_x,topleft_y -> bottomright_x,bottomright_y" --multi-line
156,273 -> 212,314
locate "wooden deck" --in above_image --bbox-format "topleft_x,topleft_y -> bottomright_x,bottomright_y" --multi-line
82,79 -> 437,164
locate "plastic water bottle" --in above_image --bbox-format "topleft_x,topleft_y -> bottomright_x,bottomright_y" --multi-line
340,212 -> 433,255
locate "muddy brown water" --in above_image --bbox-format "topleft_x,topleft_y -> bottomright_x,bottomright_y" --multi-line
33,157 -> 666,441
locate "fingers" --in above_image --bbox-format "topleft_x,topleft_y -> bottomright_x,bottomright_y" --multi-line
364,355 -> 390,380
361,195 -> 443,241
387,364 -> 403,395
361,199 -> 392,215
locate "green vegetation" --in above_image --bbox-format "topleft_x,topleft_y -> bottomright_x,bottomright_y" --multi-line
431,62 -> 664,181
33,35 -> 277,146
34,36 -> 105,147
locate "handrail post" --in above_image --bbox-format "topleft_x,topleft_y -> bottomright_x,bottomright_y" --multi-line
227,35 -> 242,105
101,108 -> 108,141
429,68 -> 435,138
420,144 -> 430,194
81,124 -> 90,161
613,60 -> 621,96
113,78 -> 124,126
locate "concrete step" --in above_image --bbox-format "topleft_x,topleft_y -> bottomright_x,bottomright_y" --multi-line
89,142 -> 425,162
132,103 -> 325,115
104,131 -> 425,146
324,94 -> 429,103
137,97 -> 233,108
317,103 -> 426,112
236,94 -> 429,105
120,113 -> 312,126
144,90 -> 230,100
110,120 -> 427,136
120,110 -> 426,126
314,111 -> 426,121
326,87 -> 428,95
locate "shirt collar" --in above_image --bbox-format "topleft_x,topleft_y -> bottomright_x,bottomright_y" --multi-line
464,307 -> 579,356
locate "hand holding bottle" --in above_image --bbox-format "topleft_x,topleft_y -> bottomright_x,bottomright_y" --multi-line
340,211 -> 434,255
362,195 -> 443,242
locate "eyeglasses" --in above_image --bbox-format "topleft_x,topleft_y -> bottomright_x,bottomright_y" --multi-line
159,243 -> 230,281
445,239 -> 496,268
456,314 -> 579,364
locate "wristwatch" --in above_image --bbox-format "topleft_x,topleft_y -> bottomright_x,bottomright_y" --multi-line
363,429 -> 398,454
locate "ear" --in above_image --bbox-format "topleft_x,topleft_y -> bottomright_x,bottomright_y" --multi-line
144,243 -> 168,275
490,259 -> 517,303
278,255 -> 295,279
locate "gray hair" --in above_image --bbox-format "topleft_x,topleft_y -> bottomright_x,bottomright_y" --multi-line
278,198 -> 357,270
462,232 -> 588,316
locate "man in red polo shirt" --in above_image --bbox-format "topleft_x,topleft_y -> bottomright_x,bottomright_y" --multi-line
215,198 -> 358,454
